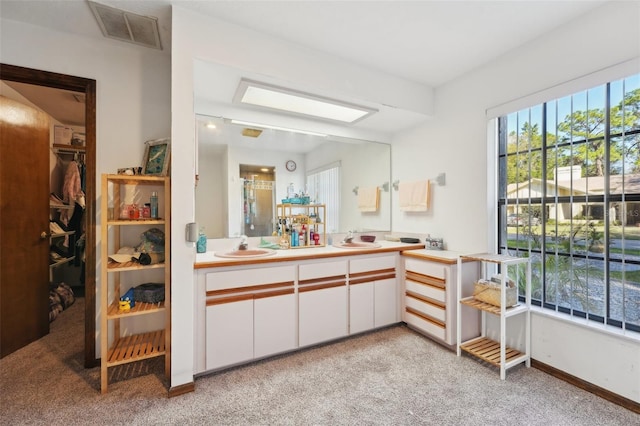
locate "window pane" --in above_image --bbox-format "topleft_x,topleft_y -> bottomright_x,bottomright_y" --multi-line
608,261 -> 640,328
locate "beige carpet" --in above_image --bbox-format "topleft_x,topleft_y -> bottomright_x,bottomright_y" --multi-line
1,297 -> 637,425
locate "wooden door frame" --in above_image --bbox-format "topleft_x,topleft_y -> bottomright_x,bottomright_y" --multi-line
0,63 -> 97,368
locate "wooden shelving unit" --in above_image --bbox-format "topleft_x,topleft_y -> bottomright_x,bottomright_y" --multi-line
100,174 -> 170,393
456,253 -> 531,380
276,204 -> 326,248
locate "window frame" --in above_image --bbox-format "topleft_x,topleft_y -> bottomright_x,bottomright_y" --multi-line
496,74 -> 640,333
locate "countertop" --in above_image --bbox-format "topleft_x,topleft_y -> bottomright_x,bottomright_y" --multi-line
195,240 -> 425,269
401,249 -> 465,264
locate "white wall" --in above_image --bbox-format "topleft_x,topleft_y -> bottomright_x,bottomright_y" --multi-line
0,19 -> 171,355
170,5 -> 438,388
392,2 -> 640,253
391,1 -> 640,402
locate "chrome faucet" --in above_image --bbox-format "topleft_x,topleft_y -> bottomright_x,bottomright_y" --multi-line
238,235 -> 249,250
343,230 -> 354,243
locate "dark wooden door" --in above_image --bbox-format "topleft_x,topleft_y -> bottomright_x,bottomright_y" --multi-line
0,95 -> 51,358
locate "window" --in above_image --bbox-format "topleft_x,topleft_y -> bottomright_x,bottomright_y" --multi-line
306,162 -> 340,233
497,73 -> 640,332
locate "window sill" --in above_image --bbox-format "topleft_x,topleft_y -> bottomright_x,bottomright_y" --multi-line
530,306 -> 640,344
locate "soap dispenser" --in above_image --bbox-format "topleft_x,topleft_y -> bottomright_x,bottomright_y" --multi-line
196,228 -> 207,253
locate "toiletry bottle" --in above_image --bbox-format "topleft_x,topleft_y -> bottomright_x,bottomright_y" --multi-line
150,191 -> 158,218
197,228 -> 207,253
301,225 -> 306,246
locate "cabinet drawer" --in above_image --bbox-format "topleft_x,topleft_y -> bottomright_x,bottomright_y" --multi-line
405,258 -> 446,280
405,309 -> 446,341
299,260 -> 347,281
405,279 -> 445,303
405,293 -> 445,323
206,265 -> 295,291
350,255 -> 396,274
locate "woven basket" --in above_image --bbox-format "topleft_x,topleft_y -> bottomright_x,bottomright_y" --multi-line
473,279 -> 517,307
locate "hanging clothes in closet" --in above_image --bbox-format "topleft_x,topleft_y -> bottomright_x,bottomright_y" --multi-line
60,159 -> 85,254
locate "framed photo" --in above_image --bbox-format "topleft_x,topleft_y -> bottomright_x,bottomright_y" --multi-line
142,138 -> 170,176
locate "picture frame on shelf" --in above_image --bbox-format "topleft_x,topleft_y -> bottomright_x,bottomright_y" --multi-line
142,138 -> 170,176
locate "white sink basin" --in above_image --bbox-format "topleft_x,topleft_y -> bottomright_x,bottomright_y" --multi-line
214,248 -> 277,259
333,241 -> 382,249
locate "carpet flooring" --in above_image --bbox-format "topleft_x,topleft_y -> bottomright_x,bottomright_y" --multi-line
0,297 -> 638,425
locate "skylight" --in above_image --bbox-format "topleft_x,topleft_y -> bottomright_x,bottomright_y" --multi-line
234,79 -> 376,123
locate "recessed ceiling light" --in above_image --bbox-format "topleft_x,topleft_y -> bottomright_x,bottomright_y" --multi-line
206,122 -> 216,129
233,79 -> 376,123
260,168 -> 270,172
230,120 -> 327,137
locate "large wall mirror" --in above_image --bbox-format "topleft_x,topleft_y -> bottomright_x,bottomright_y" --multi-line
193,59 -> 392,239
195,115 -> 391,238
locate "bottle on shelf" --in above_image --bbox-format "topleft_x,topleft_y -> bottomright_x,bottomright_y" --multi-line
150,191 -> 158,219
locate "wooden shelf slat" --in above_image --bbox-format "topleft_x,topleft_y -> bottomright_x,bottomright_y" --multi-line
107,219 -> 165,225
460,297 -> 526,316
460,337 -> 524,367
106,260 -> 165,272
106,300 -> 165,318
106,330 -> 165,366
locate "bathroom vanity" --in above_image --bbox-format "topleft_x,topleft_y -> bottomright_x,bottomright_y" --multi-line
193,241 -> 472,376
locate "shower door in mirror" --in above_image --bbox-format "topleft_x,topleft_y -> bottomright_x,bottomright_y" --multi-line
242,176 -> 275,237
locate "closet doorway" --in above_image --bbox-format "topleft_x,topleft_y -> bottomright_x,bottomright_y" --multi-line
0,64 -> 97,367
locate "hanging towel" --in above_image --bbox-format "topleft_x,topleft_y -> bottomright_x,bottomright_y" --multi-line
399,180 -> 430,212
358,187 -> 379,212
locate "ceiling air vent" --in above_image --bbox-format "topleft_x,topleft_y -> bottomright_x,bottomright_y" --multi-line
242,128 -> 263,138
88,1 -> 162,50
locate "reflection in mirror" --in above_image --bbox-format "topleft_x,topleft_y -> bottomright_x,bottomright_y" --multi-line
240,165 -> 276,237
195,115 -> 391,239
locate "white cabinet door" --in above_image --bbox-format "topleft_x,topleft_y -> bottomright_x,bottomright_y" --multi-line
299,286 -> 348,347
374,277 -> 397,327
349,282 -> 374,334
205,299 -> 254,370
254,293 -> 297,358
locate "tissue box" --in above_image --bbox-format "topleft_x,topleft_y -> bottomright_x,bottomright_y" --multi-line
473,279 -> 517,307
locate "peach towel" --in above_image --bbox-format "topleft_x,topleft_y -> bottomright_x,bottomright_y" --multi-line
399,180 -> 430,211
357,187 -> 379,212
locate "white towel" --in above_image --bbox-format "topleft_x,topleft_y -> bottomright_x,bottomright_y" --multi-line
399,180 -> 430,212
358,187 -> 379,212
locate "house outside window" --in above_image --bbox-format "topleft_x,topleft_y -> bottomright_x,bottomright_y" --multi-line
497,73 -> 640,332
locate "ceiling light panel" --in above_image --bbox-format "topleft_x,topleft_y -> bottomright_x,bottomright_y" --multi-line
234,79 -> 376,123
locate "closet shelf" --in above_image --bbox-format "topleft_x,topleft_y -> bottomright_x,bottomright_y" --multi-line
53,143 -> 85,152
51,231 -> 75,238
107,300 -> 165,318
50,256 -> 75,268
105,330 -> 165,367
